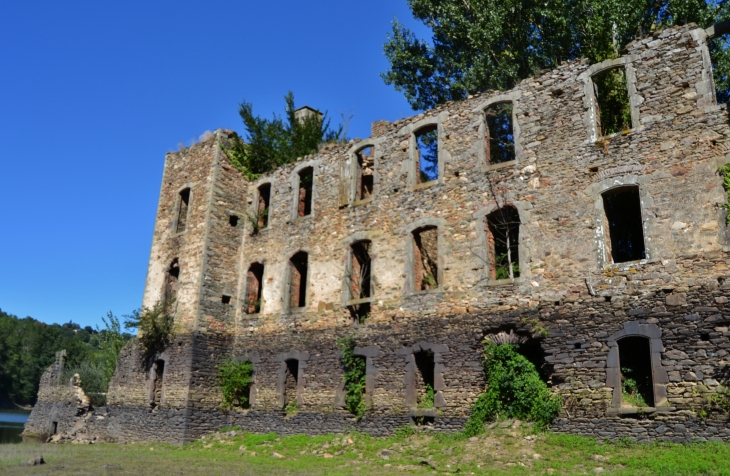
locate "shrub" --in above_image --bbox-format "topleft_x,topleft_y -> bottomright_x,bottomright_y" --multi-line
216,359 -> 254,409
62,360 -> 108,407
124,300 -> 175,359
337,335 -> 367,419
464,342 -> 560,436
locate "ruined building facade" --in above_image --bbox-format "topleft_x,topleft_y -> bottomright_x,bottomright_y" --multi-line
25,23 -> 730,443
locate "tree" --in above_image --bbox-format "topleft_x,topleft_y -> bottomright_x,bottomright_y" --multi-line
382,0 -> 730,110
222,92 -> 344,180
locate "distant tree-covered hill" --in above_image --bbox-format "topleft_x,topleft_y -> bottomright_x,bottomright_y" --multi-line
0,308 -> 132,405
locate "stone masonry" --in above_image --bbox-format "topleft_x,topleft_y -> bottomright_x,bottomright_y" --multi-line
25,22 -> 730,443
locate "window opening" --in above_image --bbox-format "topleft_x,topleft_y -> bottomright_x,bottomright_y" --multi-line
284,359 -> 299,408
229,215 -> 239,227
415,125 -> 439,183
414,350 -> 435,409
618,336 -> 654,407
486,206 -> 520,279
257,183 -> 271,228
289,252 -> 308,309
355,146 -> 374,200
413,226 -> 438,290
593,67 -> 631,136
485,102 -> 515,164
413,415 -> 435,426
602,186 -> 645,263
152,359 -> 165,408
176,188 -> 190,233
221,295 -> 231,304
297,168 -> 313,217
701,333 -> 711,342
348,302 -> 370,325
245,263 -> 264,314
52,422 -> 58,435
164,258 -> 180,303
349,240 -> 372,300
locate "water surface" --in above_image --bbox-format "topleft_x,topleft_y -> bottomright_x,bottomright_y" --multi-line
0,410 -> 31,444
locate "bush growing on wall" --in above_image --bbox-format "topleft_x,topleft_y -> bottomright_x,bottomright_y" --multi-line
216,359 -> 254,410
464,342 -> 560,436
124,300 -> 175,360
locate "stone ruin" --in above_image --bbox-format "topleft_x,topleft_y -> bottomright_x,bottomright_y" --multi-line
24,22 -> 730,443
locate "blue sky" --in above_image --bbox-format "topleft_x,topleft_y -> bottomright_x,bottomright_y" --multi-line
0,1 -> 429,328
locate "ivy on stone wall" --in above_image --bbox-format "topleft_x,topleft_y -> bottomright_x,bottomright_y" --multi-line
464,343 -> 560,436
719,163 -> 730,224
216,359 -> 254,410
337,335 -> 367,420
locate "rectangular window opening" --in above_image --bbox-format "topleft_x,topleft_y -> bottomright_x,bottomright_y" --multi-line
356,146 -> 374,200
414,350 -> 435,409
415,126 -> 439,184
297,168 -> 313,217
349,240 -> 372,300
593,67 -> 631,136
602,186 -> 645,264
257,183 -> 271,228
164,258 -> 180,304
485,102 -> 515,164
413,415 -> 435,426
152,360 -> 165,408
709,34 -> 730,104
245,263 -> 264,314
221,295 -> 231,304
413,227 -> 439,290
289,252 -> 308,309
176,188 -> 190,233
618,337 -> 654,408
486,206 -> 520,280
52,421 -> 58,435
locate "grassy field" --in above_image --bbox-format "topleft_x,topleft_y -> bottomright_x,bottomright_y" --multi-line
3,422 -> 730,475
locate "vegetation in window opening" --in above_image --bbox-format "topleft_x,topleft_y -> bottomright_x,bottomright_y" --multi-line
337,335 -> 367,419
123,299 -> 175,360
594,67 -> 631,136
486,103 -> 515,164
285,400 -> 300,416
422,273 -> 437,289
216,359 -> 254,410
719,163 -> 730,223
221,92 -> 345,181
416,128 -> 439,183
487,206 -> 520,280
464,342 -> 560,437
243,298 -> 262,314
418,383 -> 436,409
246,207 -> 269,235
621,367 -> 648,408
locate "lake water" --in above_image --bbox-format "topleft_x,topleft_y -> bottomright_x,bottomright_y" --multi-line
0,410 -> 30,444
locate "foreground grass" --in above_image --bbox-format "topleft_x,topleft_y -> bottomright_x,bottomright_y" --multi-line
3,424 -> 730,475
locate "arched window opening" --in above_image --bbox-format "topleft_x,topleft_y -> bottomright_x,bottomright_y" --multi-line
164,258 -> 180,303
618,336 -> 654,408
297,167 -> 313,217
284,359 -> 299,408
484,329 -> 552,383
349,240 -> 372,300
256,183 -> 271,228
176,188 -> 190,233
485,102 -> 515,164
593,67 -> 631,136
413,226 -> 438,290
602,186 -> 645,263
414,350 -> 435,409
414,125 -> 439,184
486,206 -> 520,280
355,146 -> 374,201
289,252 -> 308,309
245,263 -> 264,314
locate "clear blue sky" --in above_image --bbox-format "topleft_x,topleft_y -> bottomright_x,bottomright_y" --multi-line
0,1 -> 429,328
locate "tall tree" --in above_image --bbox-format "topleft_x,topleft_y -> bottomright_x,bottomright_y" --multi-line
382,0 -> 730,110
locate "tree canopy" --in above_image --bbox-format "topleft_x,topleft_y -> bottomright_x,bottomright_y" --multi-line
223,92 -> 344,180
382,0 -> 730,110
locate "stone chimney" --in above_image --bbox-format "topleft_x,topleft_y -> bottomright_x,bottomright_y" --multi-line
294,106 -> 322,124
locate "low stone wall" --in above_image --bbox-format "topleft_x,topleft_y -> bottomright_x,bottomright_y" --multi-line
551,415 -> 730,442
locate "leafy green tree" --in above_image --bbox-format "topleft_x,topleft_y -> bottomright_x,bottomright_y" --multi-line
123,301 -> 175,359
216,359 -> 254,409
223,92 -> 344,180
383,0 -> 730,110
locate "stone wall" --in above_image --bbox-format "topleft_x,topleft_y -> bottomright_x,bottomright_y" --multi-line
27,22 -> 730,443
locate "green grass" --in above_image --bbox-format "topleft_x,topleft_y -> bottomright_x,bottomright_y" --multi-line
3,424 -> 730,475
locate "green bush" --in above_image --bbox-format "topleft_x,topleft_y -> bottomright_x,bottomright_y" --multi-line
337,335 -> 367,419
464,343 -> 560,436
62,360 -> 108,407
124,300 -> 175,359
216,359 -> 254,409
